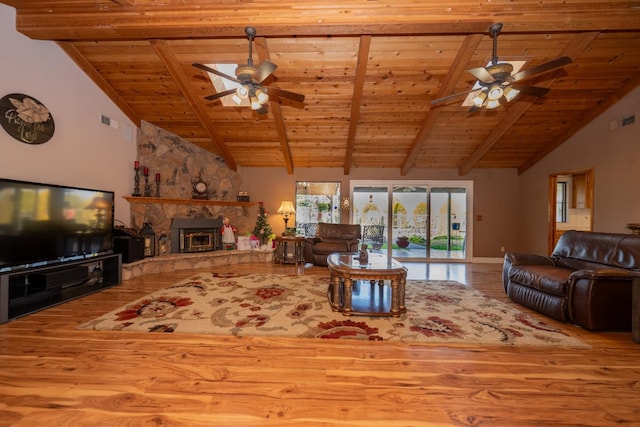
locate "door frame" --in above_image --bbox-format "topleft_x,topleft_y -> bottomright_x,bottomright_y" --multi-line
548,168 -> 594,254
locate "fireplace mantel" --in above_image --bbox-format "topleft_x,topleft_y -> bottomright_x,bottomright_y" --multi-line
123,196 -> 255,207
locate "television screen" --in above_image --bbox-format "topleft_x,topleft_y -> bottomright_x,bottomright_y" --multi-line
0,178 -> 114,272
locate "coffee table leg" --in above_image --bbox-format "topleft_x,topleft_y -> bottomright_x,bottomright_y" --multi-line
399,273 -> 406,313
343,278 -> 353,315
390,279 -> 400,316
330,273 -> 341,311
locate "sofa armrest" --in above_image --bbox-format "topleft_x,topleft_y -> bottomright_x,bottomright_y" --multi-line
569,268 -> 636,281
567,269 -> 635,330
502,253 -> 554,291
505,252 -> 555,266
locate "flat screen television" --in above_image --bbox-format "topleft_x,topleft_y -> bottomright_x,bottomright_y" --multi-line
0,178 -> 115,273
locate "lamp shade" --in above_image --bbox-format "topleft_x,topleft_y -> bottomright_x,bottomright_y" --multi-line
277,201 -> 296,216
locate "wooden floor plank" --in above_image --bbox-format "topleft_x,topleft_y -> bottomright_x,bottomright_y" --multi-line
1,261 -> 639,426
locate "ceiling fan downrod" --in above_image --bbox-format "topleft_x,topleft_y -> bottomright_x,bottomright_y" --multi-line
489,22 -> 503,65
244,26 -> 257,67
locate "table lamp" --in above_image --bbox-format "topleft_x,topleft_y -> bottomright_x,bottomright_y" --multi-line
277,200 -> 296,234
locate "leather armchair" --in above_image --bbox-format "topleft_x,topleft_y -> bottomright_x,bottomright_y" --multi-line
304,223 -> 361,266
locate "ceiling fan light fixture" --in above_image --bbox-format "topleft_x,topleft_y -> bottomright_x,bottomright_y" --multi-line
472,91 -> 487,108
503,86 -> 520,102
255,88 -> 269,104
486,99 -> 501,109
236,85 -> 249,98
487,84 -> 504,101
250,95 -> 262,110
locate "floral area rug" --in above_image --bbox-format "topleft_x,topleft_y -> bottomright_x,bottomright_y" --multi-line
79,273 -> 589,348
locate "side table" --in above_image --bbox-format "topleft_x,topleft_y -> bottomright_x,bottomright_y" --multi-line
274,236 -> 305,265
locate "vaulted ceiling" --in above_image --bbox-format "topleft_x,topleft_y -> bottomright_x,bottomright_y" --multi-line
4,1 -> 640,175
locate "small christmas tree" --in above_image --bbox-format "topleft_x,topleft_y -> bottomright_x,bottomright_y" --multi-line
252,201 -> 273,245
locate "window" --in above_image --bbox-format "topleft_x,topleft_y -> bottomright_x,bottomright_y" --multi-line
295,182 -> 341,235
556,182 -> 567,223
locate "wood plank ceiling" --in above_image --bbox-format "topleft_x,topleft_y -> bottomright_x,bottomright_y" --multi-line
5,1 -> 640,175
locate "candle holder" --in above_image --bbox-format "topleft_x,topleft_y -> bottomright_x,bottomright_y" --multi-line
155,181 -> 161,198
143,174 -> 152,197
132,168 -> 141,197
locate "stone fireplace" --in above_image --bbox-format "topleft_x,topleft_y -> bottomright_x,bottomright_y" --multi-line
127,121 -> 254,253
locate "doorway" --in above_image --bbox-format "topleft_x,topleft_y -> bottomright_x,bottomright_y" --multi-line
548,168 -> 594,253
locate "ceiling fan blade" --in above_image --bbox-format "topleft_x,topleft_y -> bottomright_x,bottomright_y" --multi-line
512,85 -> 551,97
511,56 -> 572,82
468,67 -> 495,84
204,88 -> 237,101
431,88 -> 482,106
253,60 -> 277,84
268,87 -> 305,103
193,62 -> 240,84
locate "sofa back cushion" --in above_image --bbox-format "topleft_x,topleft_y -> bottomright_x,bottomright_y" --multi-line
552,230 -> 640,270
316,223 -> 361,240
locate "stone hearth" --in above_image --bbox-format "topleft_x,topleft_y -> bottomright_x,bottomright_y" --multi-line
121,250 -> 274,281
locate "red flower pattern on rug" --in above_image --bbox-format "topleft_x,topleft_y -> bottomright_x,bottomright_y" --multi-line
114,296 -> 193,321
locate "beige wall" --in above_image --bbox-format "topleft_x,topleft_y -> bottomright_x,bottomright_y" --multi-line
0,5 -> 137,225
519,86 -> 640,255
239,167 -> 520,258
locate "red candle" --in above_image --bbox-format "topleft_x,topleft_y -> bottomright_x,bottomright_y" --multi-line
155,173 -> 160,183
134,161 -> 140,170
143,166 -> 149,176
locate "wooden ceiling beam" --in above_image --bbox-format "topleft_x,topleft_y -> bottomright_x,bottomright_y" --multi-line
57,41 -> 141,126
12,2 -> 640,41
401,33 -> 484,175
458,31 -> 601,176
254,36 -> 294,175
150,39 -> 237,170
344,35 -> 371,176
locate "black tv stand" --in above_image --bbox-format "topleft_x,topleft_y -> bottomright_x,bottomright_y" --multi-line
0,253 -> 121,323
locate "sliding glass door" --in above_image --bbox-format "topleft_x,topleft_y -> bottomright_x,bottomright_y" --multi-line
350,181 -> 472,261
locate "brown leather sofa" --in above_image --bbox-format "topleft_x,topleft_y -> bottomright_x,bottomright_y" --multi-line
502,230 -> 640,331
304,223 -> 361,266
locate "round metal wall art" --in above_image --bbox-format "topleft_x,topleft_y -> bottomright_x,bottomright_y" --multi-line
0,93 -> 55,145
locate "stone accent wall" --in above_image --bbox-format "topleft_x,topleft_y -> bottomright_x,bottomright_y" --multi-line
129,121 -> 252,253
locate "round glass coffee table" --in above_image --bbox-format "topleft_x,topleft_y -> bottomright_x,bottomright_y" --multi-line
327,252 -> 407,317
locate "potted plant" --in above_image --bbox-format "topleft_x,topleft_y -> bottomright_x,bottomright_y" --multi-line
396,236 -> 410,248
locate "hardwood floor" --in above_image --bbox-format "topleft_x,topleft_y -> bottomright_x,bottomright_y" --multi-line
1,261 -> 638,426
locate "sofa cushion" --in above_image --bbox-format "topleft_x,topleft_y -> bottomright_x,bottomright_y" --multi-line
508,265 -> 573,297
311,239 -> 354,255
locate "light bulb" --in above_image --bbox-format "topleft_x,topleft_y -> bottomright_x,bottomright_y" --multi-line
236,85 -> 249,99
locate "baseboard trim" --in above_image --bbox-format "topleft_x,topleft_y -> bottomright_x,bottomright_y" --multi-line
472,257 -> 504,264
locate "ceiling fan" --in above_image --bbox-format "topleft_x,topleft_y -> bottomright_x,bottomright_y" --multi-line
431,23 -> 573,111
193,27 -> 305,115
